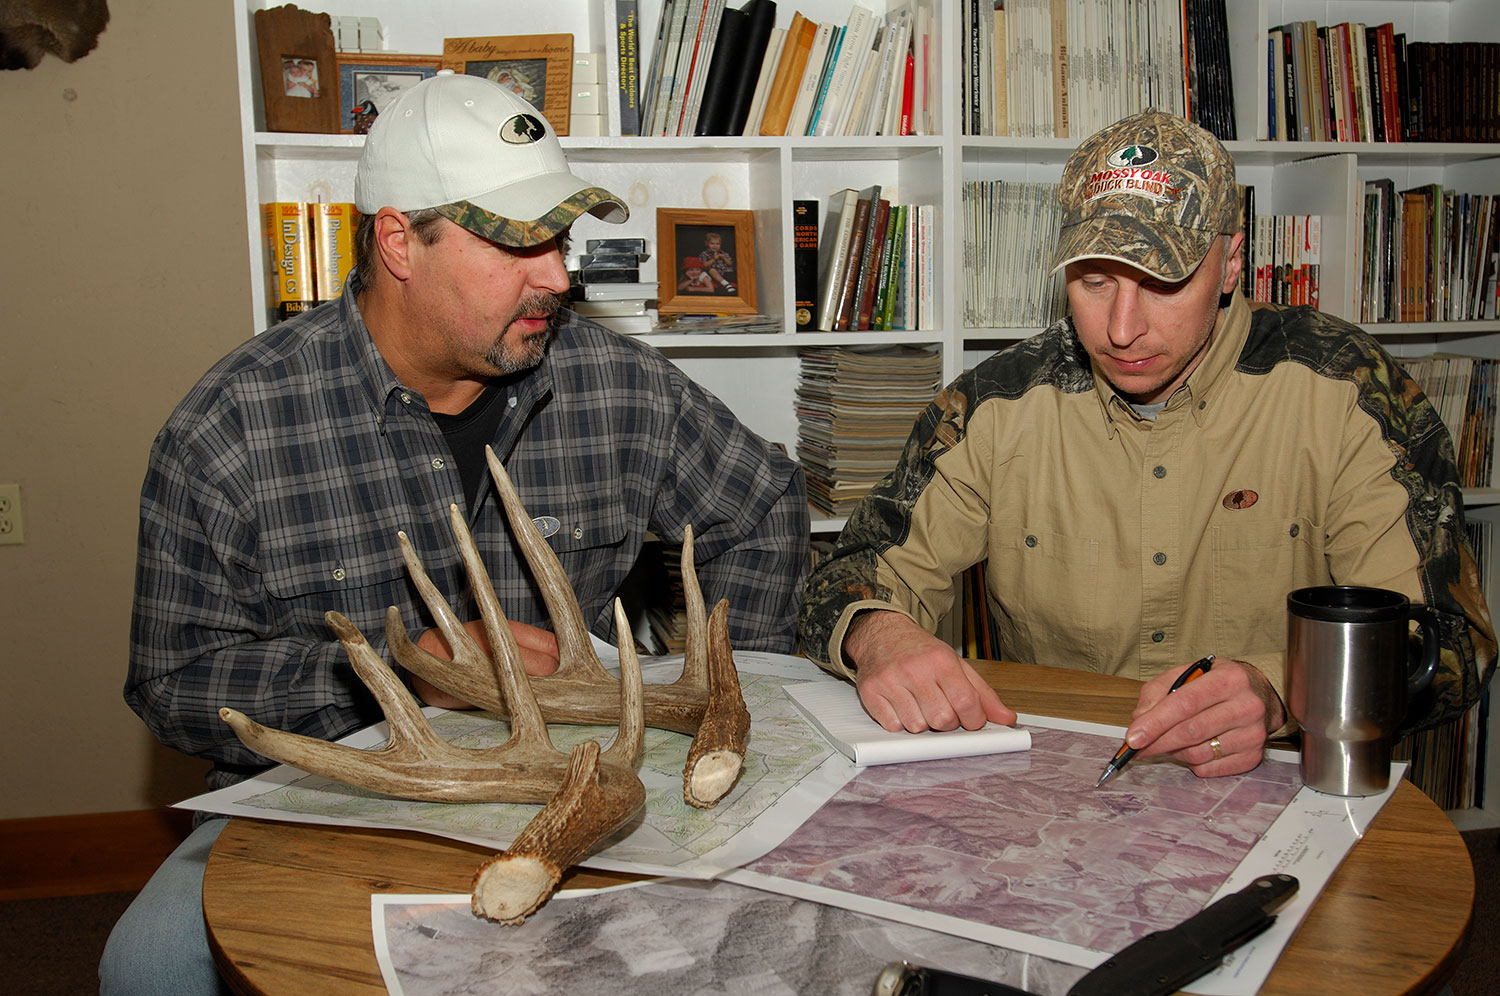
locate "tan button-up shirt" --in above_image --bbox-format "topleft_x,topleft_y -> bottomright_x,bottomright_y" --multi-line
801,294 -> 1494,726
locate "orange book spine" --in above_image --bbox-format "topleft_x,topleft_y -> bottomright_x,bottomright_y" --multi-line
759,14 -> 815,136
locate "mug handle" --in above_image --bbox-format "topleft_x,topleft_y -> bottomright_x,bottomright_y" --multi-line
1408,604 -> 1441,696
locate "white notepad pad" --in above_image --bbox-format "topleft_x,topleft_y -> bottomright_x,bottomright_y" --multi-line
782,680 -> 1031,765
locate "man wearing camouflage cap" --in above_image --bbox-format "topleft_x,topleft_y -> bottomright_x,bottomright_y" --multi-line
104,73 -> 808,994
800,109 -> 1494,781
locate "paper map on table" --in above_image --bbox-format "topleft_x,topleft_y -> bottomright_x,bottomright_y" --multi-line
178,652 -> 860,878
371,880 -> 1092,996
725,714 -> 1402,996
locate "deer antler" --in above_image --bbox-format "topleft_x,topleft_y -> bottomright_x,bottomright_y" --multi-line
219,596 -> 645,922
389,447 -> 750,807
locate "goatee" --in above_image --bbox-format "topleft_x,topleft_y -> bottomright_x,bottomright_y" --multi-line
488,292 -> 563,373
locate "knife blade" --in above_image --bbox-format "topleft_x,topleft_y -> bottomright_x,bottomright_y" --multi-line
870,874 -> 1298,996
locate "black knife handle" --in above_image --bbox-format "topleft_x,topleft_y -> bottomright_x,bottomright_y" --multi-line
1066,874 -> 1299,996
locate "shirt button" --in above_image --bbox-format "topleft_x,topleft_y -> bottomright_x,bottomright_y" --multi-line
1153,465 -> 1166,479
573,526 -> 584,539
400,392 -> 412,404
508,396 -> 517,408
1198,401 -> 1206,410
332,568 -> 346,581
431,457 -> 445,470
1025,535 -> 1037,548
1153,552 -> 1167,566
1151,630 -> 1165,643
1289,523 -> 1300,537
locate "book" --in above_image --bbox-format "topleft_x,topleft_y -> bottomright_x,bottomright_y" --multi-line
695,0 -> 776,136
741,26 -> 786,136
759,11 -> 815,136
782,679 -> 1031,766
637,0 -> 677,135
792,198 -> 820,331
604,0 -> 640,136
262,202 -> 315,323
788,21 -> 836,137
310,202 -> 356,303
646,0 -> 690,134
679,0 -> 728,134
834,184 -> 879,330
813,5 -> 876,137
815,188 -> 860,331
664,0 -> 713,136
853,197 -> 890,329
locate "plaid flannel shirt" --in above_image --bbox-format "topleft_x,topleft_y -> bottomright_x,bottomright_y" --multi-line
128,290 -> 808,789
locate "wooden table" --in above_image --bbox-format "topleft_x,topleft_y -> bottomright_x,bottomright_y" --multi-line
203,660 -> 1474,995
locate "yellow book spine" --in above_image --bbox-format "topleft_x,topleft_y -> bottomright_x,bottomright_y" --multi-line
311,202 -> 358,303
262,202 -> 315,323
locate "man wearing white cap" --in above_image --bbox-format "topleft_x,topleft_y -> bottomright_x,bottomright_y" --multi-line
801,109 -> 1493,781
103,72 -> 807,993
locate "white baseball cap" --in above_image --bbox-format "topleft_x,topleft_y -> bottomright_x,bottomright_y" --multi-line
354,70 -> 627,247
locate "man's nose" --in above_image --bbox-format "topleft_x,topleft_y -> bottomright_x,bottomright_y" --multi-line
1106,283 -> 1147,347
530,243 -> 571,294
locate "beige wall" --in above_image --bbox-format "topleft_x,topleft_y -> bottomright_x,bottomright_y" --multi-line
0,1 -> 253,818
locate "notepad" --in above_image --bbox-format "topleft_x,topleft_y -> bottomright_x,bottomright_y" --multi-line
782,680 -> 1031,765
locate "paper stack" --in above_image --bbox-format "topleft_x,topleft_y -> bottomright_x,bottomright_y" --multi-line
795,344 -> 942,516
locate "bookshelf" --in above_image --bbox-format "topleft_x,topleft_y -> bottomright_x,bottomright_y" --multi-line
232,0 -> 1499,820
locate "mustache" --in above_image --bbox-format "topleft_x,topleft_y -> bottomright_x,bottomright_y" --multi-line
506,292 -> 564,331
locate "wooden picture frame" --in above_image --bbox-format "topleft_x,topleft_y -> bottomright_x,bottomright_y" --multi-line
253,4 -> 340,134
335,53 -> 441,134
439,33 -> 574,136
656,209 -> 758,316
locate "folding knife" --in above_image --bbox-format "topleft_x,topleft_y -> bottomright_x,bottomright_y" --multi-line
873,873 -> 1299,996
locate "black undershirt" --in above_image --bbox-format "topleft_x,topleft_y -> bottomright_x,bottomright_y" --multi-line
431,383 -> 507,512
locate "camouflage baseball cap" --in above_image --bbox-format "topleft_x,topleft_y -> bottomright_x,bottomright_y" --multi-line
1049,109 -> 1240,282
354,71 -> 627,248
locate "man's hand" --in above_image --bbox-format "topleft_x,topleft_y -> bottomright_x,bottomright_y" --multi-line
410,619 -> 561,709
1123,658 -> 1286,777
844,609 -> 1017,733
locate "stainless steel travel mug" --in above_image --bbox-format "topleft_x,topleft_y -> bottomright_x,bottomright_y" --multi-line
1286,586 -> 1439,796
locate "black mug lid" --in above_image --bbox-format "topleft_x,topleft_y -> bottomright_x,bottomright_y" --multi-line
1288,585 -> 1409,623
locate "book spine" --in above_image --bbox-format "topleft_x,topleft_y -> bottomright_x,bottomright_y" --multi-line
760,13 -> 814,136
263,202 -> 315,324
855,198 -> 891,328
793,199 -> 819,331
613,0 -> 640,136
311,202 -> 357,303
835,192 -> 875,330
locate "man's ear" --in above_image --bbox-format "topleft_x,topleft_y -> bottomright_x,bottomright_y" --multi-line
372,207 -> 415,282
1221,231 -> 1247,294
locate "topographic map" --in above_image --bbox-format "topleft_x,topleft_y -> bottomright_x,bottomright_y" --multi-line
729,721 -> 1303,962
181,652 -> 858,877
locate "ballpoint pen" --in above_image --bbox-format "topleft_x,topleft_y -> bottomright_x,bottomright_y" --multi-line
1095,654 -> 1215,787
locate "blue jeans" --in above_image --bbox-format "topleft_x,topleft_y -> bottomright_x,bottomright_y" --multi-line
99,818 -> 232,996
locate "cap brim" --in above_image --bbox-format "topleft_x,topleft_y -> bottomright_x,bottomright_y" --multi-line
436,172 -> 628,247
1049,214 -> 1218,284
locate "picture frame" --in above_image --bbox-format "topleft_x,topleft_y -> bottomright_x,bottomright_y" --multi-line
439,33 -> 574,136
656,209 -> 758,316
335,53 -> 441,134
253,4 -> 340,134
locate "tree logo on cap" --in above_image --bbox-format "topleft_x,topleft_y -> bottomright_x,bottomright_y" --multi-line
1106,144 -> 1158,168
500,113 -> 547,144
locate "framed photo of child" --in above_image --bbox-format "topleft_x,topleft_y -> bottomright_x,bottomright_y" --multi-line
656,209 -> 758,316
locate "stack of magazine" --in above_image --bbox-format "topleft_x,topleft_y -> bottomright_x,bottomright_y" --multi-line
795,344 -> 942,516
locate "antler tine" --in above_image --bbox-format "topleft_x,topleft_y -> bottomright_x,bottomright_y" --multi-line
604,598 -> 645,767
485,446 -> 612,681
445,502 -> 553,747
386,529 -> 506,713
674,523 -> 710,690
682,599 -> 751,808
471,739 -> 645,924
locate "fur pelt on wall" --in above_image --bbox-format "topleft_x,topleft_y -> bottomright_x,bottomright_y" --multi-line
1,0 -> 110,70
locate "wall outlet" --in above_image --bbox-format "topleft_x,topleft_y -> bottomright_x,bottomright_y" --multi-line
0,484 -> 24,545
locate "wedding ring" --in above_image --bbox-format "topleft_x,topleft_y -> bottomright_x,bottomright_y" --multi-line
1209,736 -> 1223,760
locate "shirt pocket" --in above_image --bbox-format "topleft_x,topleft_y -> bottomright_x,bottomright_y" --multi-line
1210,514 -> 1323,655
989,527 -> 1102,669
503,485 -> 632,631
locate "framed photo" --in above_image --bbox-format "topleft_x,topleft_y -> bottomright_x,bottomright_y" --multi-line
335,53 -> 441,134
440,33 -> 573,136
656,209 -> 758,316
252,4 -> 340,134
